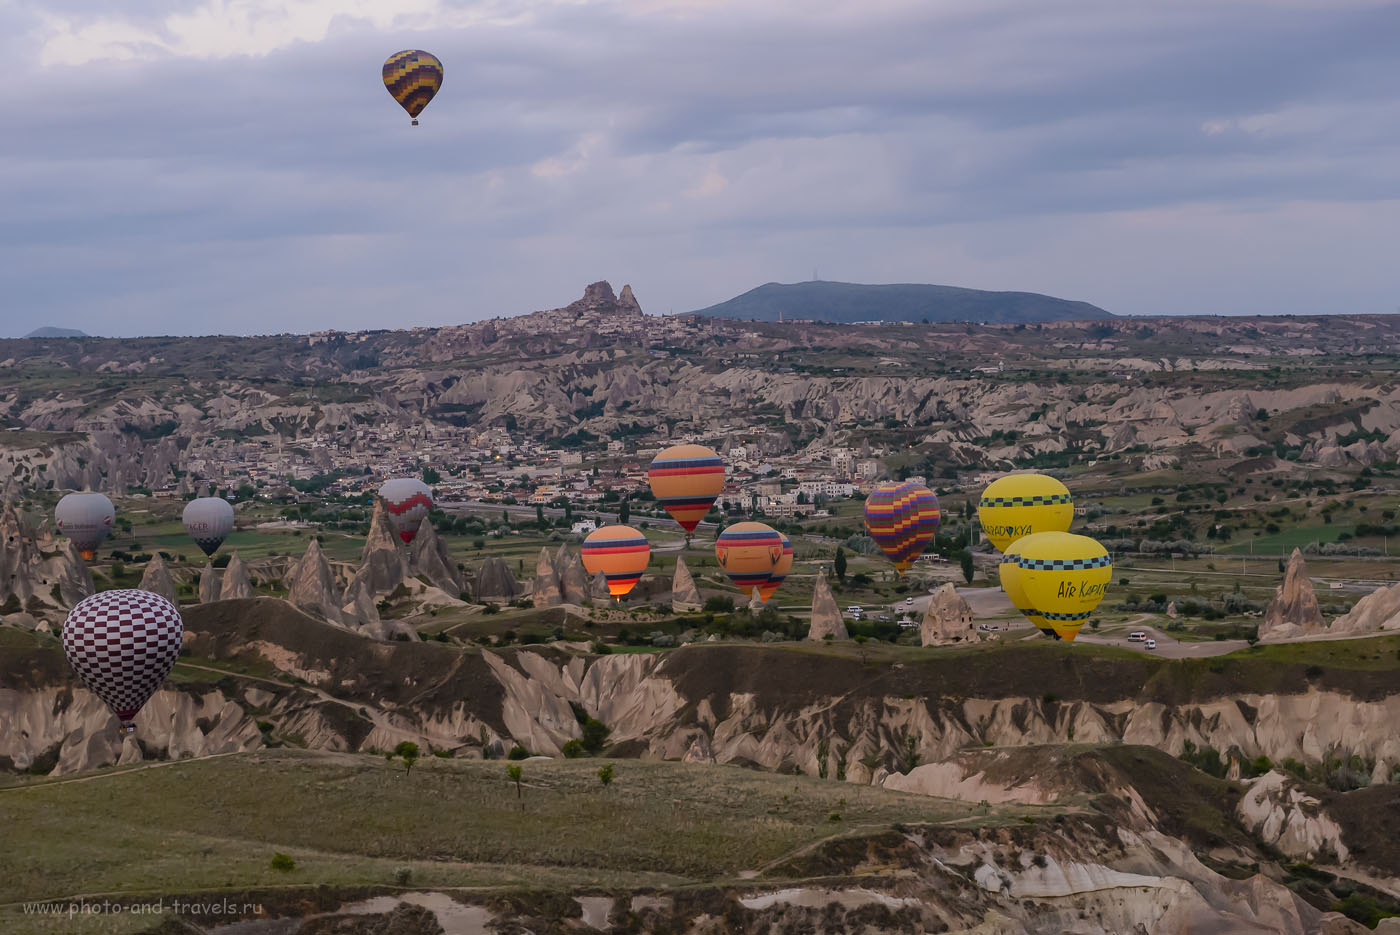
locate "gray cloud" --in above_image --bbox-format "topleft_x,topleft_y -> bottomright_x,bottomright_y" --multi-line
0,0 -> 1397,336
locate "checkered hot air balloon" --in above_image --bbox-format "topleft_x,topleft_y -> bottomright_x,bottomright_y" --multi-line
1013,531 -> 1112,642
383,50 -> 443,126
182,497 -> 234,557
379,478 -> 434,545
55,492 -> 115,562
756,534 -> 793,603
863,481 -> 941,574
715,522 -> 782,600
648,444 -> 725,535
62,590 -> 184,733
581,525 -> 651,601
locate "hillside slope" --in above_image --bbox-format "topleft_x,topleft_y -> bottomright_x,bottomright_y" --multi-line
691,280 -> 1113,323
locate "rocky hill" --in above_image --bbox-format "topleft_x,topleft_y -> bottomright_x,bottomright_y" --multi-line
691,280 -> 1114,323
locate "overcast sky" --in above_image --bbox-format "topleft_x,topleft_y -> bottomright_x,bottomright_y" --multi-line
1,0 -> 1397,336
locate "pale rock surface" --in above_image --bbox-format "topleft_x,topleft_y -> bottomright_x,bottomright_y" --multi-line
408,516 -> 463,596
1260,549 -> 1325,641
1329,580 -> 1400,635
671,556 -> 703,612
198,562 -> 221,604
353,499 -> 408,596
531,547 -> 562,607
1237,771 -> 1350,863
807,573 -> 847,640
218,553 -> 255,601
4,611 -> 41,630
922,583 -> 982,646
1166,600 -> 1179,619
138,554 -> 178,603
589,570 -> 611,602
50,539 -> 94,613
555,544 -> 589,605
285,538 -> 344,626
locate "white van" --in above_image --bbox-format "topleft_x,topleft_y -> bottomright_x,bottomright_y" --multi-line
1146,639 -> 1157,650
1127,631 -> 1147,643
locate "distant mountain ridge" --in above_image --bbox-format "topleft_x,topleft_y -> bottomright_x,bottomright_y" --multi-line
24,326 -> 88,338
690,281 -> 1112,324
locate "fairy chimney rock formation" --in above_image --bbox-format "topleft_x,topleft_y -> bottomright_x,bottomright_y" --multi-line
285,538 -> 344,625
199,562 -> 221,604
1328,580 -> 1400,636
532,547 -> 563,607
219,553 -> 255,601
807,573 -> 848,640
671,556 -> 703,613
355,500 -> 408,596
409,516 -> 464,596
476,557 -> 521,603
138,554 -> 178,604
921,583 -> 981,646
1261,549 -> 1325,641
555,544 -> 589,605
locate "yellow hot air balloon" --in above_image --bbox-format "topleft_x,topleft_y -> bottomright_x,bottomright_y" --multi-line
997,544 -> 1054,638
978,473 -> 1074,553
581,525 -> 651,601
1014,532 -> 1112,642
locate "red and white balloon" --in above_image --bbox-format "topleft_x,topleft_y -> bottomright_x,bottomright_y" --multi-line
378,477 -> 434,545
62,590 -> 183,733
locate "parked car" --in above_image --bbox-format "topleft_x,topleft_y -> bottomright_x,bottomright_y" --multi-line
904,597 -> 914,605
1146,638 -> 1157,650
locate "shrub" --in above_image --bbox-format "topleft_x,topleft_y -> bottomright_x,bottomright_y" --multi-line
561,739 -> 586,758
597,763 -> 614,786
581,717 -> 611,754
270,852 -> 296,872
703,596 -> 734,613
394,867 -> 413,885
507,745 -> 529,760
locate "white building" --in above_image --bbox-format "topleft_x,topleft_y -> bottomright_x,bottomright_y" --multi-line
571,519 -> 598,534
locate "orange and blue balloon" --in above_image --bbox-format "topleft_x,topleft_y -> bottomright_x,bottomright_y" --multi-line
863,481 -> 941,573
581,525 -> 651,601
756,534 -> 793,603
383,50 -> 443,126
648,444 -> 725,534
715,522 -> 782,598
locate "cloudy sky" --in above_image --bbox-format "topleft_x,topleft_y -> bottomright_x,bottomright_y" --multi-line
1,0 -> 1397,336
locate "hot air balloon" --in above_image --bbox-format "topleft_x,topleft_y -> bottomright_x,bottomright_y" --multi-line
978,473 -> 1074,553
863,481 -> 941,573
715,521 -> 782,600
648,444 -> 725,538
55,492 -> 115,562
756,534 -> 794,603
182,497 -> 234,556
383,50 -> 443,126
1013,532 -> 1112,642
580,525 -> 651,601
62,589 -> 183,733
998,544 -> 1054,638
379,478 -> 434,545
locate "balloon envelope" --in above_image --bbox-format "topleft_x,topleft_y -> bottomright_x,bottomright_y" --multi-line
55,492 -> 115,561
580,525 -> 651,600
756,535 -> 794,603
379,478 -> 434,545
978,474 -> 1074,553
62,589 -> 183,731
715,521 -> 782,599
998,544 -> 1053,637
648,444 -> 725,533
863,481 -> 941,573
383,50 -> 443,121
182,497 -> 234,556
1013,531 -> 1112,642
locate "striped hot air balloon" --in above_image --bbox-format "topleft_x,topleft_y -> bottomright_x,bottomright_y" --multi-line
581,525 -> 651,600
863,481 -> 941,574
1014,531 -> 1112,642
715,522 -> 782,600
756,534 -> 793,604
648,444 -> 725,535
998,543 -> 1054,638
379,478 -> 434,545
978,473 -> 1073,553
383,50 -> 443,126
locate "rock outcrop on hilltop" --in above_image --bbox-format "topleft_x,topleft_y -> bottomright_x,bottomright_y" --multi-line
476,557 -> 520,603
808,574 -> 847,640
921,584 -> 982,646
284,538 -> 343,625
589,571 -> 611,602
1329,580 -> 1400,635
671,557 -> 702,613
408,516 -> 463,597
1261,549 -> 1325,641
351,500 -> 408,597
532,547 -> 561,607
138,554 -> 178,603
48,540 -> 94,613
0,503 -> 40,607
219,553 -> 255,601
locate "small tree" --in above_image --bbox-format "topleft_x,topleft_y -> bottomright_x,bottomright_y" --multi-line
853,634 -> 869,665
507,764 -> 524,806
394,740 -> 419,776
834,547 -> 847,582
581,717 -> 612,754
598,763 -> 615,786
959,550 -> 974,585
619,496 -> 630,524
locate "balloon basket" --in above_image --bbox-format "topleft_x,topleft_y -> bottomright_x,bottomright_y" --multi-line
118,723 -> 135,735
411,119 -> 419,126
